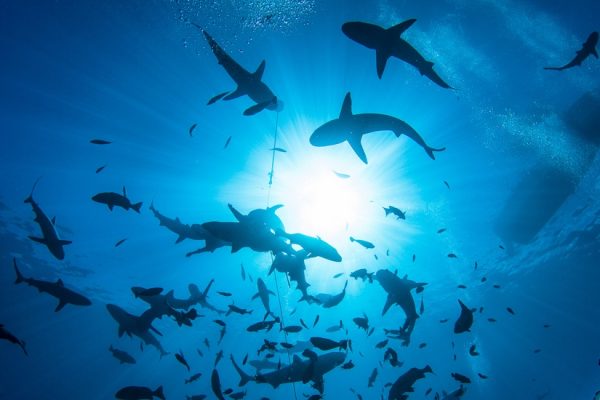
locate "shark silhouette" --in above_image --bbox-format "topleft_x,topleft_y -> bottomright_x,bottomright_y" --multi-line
310,92 -> 445,164
195,24 -> 283,115
342,19 -> 452,88
545,31 -> 598,71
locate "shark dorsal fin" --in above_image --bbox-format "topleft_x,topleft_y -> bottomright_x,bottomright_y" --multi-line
339,92 -> 353,119
387,19 -> 416,36
228,204 -> 245,222
56,279 -> 64,287
254,60 -> 266,80
122,186 -> 127,198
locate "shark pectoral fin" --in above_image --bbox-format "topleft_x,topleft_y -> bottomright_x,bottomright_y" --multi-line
251,293 -> 259,300
382,294 -> 394,316
254,60 -> 266,79
388,19 -> 417,36
375,49 -> 391,79
55,301 -> 67,312
59,240 -> 72,246
347,134 -> 368,164
118,326 -> 125,338
339,92 -> 353,119
108,204 -> 114,211
243,100 -> 272,116
268,290 -> 275,296
223,86 -> 246,101
175,235 -> 185,244
28,236 -> 46,244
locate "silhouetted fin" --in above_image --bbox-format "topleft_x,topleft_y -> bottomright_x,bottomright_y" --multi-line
347,134 -> 368,164
28,236 -> 46,244
376,49 -> 391,79
339,93 -> 353,118
254,60 -> 266,79
382,294 -> 394,316
224,87 -> 245,101
388,19 -> 416,35
244,98 -> 275,116
208,91 -> 229,105
55,301 -> 67,312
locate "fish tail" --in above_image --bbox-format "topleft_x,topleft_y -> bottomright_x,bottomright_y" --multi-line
383,207 -> 390,215
131,202 -> 143,213
349,236 -> 355,242
231,355 -> 254,386
154,385 -> 165,400
13,258 -> 24,284
425,146 -> 446,160
424,365 -> 433,374
24,176 -> 42,203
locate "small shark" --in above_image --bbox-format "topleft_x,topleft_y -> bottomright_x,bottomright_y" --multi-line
24,180 -> 72,260
388,365 -> 433,400
545,31 -> 598,71
0,324 -> 27,355
149,202 -> 205,243
277,231 -> 342,262
196,25 -> 284,116
231,352 -> 345,394
131,287 -> 199,327
13,258 -> 91,312
106,304 -> 168,357
252,278 -> 276,320
310,92 -> 445,164
92,186 -> 142,213
375,269 -> 427,346
109,345 -> 136,364
165,281 -> 226,315
342,19 -> 452,88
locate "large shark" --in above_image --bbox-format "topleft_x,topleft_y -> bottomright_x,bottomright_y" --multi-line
196,24 -> 284,116
310,92 -> 445,164
149,202 -> 206,243
277,231 -> 342,262
231,351 -> 345,394
545,31 -> 598,71
13,258 -> 91,312
342,19 -> 452,88
165,281 -> 226,315
375,269 -> 426,346
24,180 -> 72,260
106,304 -> 168,357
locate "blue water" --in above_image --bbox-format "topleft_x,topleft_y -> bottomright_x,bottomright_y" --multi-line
1,0 -> 599,399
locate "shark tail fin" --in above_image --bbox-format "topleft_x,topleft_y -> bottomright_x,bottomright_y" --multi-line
388,19 -> 417,36
424,365 -> 433,374
231,355 -> 254,386
13,258 -> 24,284
131,202 -> 143,213
425,146 -> 446,160
24,177 -> 42,204
154,386 -> 165,400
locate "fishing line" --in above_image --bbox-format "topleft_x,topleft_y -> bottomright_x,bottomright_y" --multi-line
264,110 -> 299,400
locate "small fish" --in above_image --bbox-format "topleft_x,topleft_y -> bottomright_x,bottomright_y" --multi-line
386,249 -> 390,256
282,325 -> 303,333
457,284 -> 467,289
368,327 -> 375,336
214,319 -> 226,327
175,350 -> 191,371
425,388 -> 432,396
499,244 -> 505,250
437,228 -> 447,234
90,139 -> 111,145
224,136 -> 232,149
280,342 -> 294,349
349,236 -> 375,249
448,253 -> 458,258
333,272 -> 344,278
469,344 -> 479,356
374,254 -> 378,260
493,284 -> 501,289
368,368 -> 378,387
204,338 -> 210,348
114,238 -> 127,247
478,373 -> 488,379
440,319 -> 448,323
207,91 -> 229,105
269,147 -> 287,153
217,291 -> 232,297
95,165 -> 107,174
313,315 -> 320,327
474,261 -> 478,270
443,180 -> 450,189
189,123 -> 197,137
223,388 -> 233,395
300,319 -> 308,329
375,339 -> 388,349
341,360 -> 355,369
185,372 -> 202,384
418,343 -> 427,349
412,254 -> 416,262
481,277 -> 487,283
333,170 -> 351,179
242,354 -> 248,365
543,324 -> 551,329
487,318 -> 497,323
533,349 -> 542,354
479,307 -> 484,313
506,307 -> 515,315
214,350 -> 224,367
420,297 -> 425,315
451,372 -> 471,384
241,264 -> 246,281
197,349 -> 204,357
265,353 -> 274,359
211,369 -> 225,400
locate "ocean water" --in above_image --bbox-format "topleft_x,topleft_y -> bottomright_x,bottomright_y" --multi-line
1,0 -> 599,399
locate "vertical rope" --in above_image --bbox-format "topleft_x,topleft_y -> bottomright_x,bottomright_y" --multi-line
265,111 -> 298,400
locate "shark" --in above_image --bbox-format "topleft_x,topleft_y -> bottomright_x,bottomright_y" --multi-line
342,19 -> 452,88
251,278 -> 276,320
24,180 -> 72,260
231,351 -> 346,394
165,281 -> 226,315
277,231 -> 342,262
545,31 -> 598,71
13,258 -> 91,312
149,202 -> 206,243
375,269 -> 427,346
310,92 -> 445,164
314,281 -> 348,308
106,304 -> 168,357
196,24 -> 284,116
388,365 -> 433,400
130,287 -> 199,327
